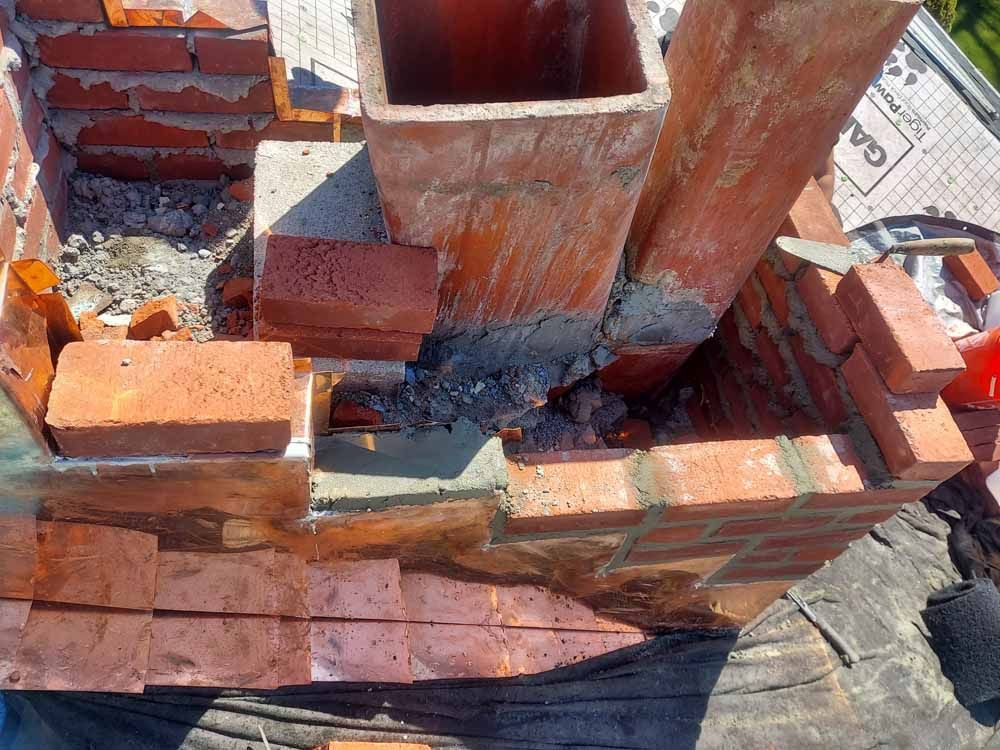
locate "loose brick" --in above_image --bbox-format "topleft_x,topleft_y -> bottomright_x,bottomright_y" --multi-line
504,450 -> 647,536
47,73 -> 129,109
75,150 -> 150,180
613,417 -> 655,450
841,345 -> 971,480
597,342 -> 695,398
45,341 -> 294,457
257,319 -> 424,361
16,0 -> 105,21
836,262 -> 965,393
136,81 -> 275,114
259,235 -> 438,333
788,336 -> 847,429
650,439 -> 800,520
127,295 -> 178,340
639,524 -> 708,545
713,515 -> 834,539
221,277 -> 253,308
796,266 -> 857,354
78,115 -> 209,148
756,259 -> 790,325
777,177 -> 850,273
194,29 -> 269,75
228,178 -> 253,202
944,249 -> 999,301
38,30 -> 192,72
330,400 -> 383,428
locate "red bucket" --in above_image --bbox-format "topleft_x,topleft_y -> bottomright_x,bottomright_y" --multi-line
942,328 -> 1000,407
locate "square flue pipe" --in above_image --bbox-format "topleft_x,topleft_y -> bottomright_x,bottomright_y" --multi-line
353,0 -> 669,371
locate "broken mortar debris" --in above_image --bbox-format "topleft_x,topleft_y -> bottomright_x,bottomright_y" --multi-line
54,171 -> 254,338
33,65 -> 269,103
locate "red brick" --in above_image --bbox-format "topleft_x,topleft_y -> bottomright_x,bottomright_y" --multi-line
650,439 -> 800,520
256,118 -> 341,142
0,201 -> 16,261
737,279 -> 764,329
716,367 -> 754,436
221,277 -> 253,308
953,408 -> 1000,431
47,73 -> 128,109
38,30 -> 192,72
840,507 -> 901,526
715,561 -> 826,583
754,325 -> 790,388
627,542 -> 745,565
739,548 -> 790,564
330,400 -> 383,428
153,152 -> 250,181
228,178 -> 253,202
0,92 -> 15,181
127,295 -> 179,340
257,319 -> 424,361
45,341 -> 294,457
640,524 -> 708,545
972,442 -> 1000,462
841,345 -> 971,481
801,485 -> 933,511
777,177 -> 850,273
713,515 -> 834,539
757,528 -> 870,550
836,262 -> 965,393
213,128 -> 258,149
597,342 -> 694,398
944,249 -> 999,301
788,545 -> 851,564
746,382 -> 785,435
504,450 -> 646,535
75,150 -> 150,180
717,309 -> 755,373
756,259 -> 790,325
259,235 -> 438,333
79,115 -> 208,148
613,417 -> 655,450
791,434 -> 866,494
136,80 -> 275,114
788,336 -> 847,429
16,0 -> 104,21
21,189 -> 50,260
796,266 -> 858,354
194,29 -> 269,75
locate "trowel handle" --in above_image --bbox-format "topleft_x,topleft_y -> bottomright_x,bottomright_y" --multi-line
888,238 -> 976,257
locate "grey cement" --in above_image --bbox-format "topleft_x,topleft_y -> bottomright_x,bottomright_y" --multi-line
312,357 -> 404,394
310,419 -> 507,511
601,263 -> 717,347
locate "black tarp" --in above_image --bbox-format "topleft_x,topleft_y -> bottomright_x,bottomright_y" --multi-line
4,503 -> 1000,750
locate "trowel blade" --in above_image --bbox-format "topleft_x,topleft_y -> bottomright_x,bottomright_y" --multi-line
775,236 -> 862,276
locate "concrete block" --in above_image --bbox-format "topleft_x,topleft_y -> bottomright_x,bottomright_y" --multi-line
311,419 -> 507,511
354,0 -> 669,367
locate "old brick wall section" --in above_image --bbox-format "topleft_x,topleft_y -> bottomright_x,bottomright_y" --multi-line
10,2 -> 337,181
1,5 -> 68,261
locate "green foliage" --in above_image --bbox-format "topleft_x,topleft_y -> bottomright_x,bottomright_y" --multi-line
927,0 -> 959,30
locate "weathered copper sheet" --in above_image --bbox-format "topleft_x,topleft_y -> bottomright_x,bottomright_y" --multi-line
399,573 -> 501,627
408,623 -> 510,680
147,613 -> 310,689
8,603 -> 152,692
307,559 -> 406,620
9,260 -> 59,294
496,583 -> 608,631
155,549 -> 277,614
0,515 -> 36,599
36,292 -> 82,357
310,620 -> 412,683
34,521 -> 158,610
0,598 -> 32,678
273,552 -> 309,618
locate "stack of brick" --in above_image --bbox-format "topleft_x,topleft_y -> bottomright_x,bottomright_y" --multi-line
952,407 -> 1000,467
1,4 -> 69,262
9,0 -> 340,182
257,234 -> 439,362
491,179 -> 973,602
